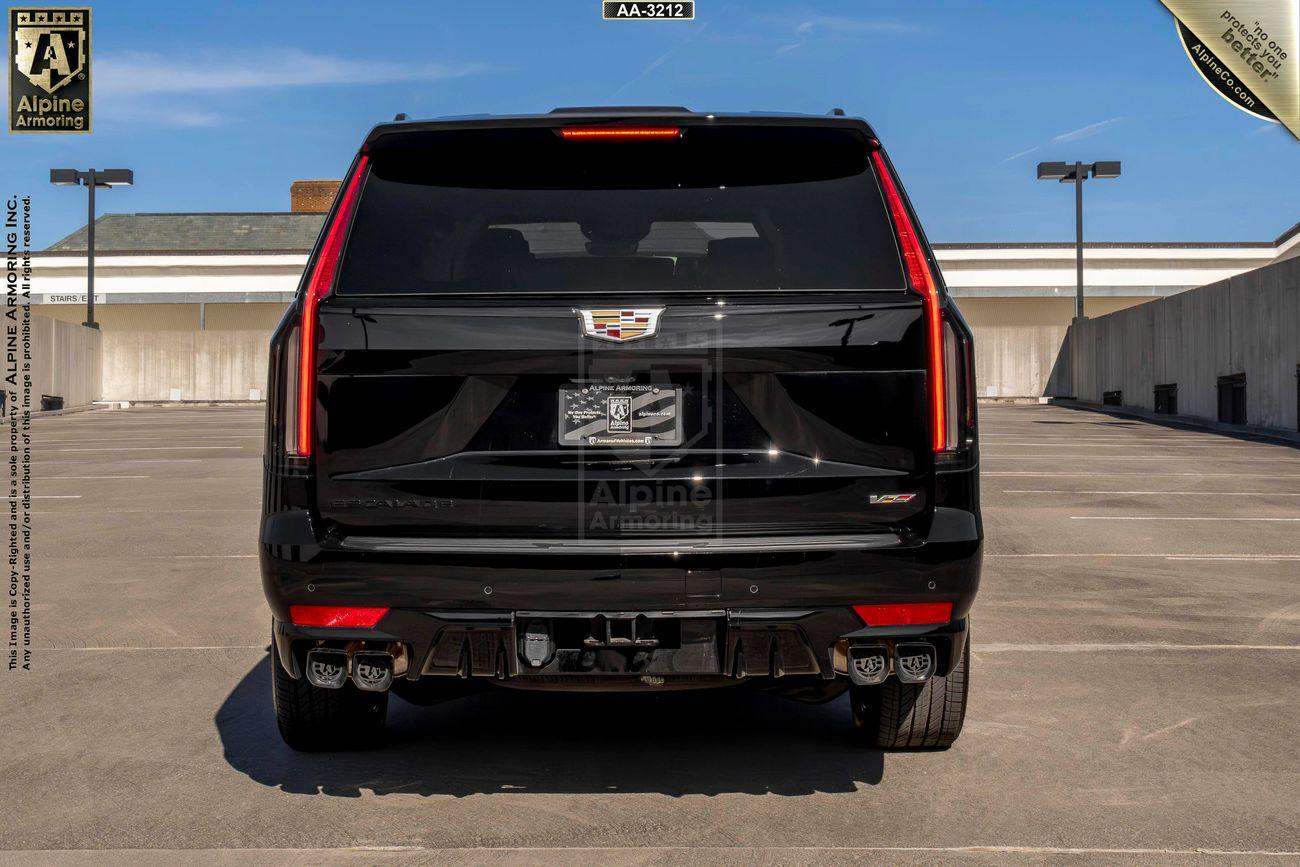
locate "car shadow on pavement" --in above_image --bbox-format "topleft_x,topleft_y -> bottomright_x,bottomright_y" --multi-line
216,655 -> 885,797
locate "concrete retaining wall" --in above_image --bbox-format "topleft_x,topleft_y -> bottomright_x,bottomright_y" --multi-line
31,315 -> 101,408
101,330 -> 268,402
58,262 -> 1299,416
969,324 -> 1071,399
1068,257 -> 1300,431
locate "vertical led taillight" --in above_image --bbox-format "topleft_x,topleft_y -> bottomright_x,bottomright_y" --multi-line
289,154 -> 369,458
870,146 -> 954,453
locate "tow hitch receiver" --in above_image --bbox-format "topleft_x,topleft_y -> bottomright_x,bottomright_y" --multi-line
894,642 -> 937,684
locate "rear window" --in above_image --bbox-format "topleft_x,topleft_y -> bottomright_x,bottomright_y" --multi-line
335,124 -> 905,296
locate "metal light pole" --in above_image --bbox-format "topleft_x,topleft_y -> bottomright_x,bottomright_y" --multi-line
1036,161 -> 1120,320
50,168 -> 134,329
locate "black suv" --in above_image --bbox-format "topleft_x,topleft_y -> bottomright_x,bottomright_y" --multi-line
261,108 -> 981,751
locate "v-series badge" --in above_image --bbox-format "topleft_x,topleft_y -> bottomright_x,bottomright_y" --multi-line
869,493 -> 918,505
603,2 -> 695,21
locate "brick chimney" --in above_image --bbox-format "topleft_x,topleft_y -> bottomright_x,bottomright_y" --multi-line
290,179 -> 342,213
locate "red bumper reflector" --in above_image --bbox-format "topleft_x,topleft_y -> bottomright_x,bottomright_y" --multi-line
853,602 -> 953,627
560,126 -> 680,139
289,605 -> 389,628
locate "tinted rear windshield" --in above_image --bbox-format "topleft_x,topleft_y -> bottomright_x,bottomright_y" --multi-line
335,124 -> 905,296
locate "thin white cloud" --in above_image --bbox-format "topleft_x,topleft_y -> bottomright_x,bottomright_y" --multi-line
791,16 -> 920,35
999,145 -> 1040,164
770,15 -> 922,58
997,117 -> 1124,168
610,22 -> 710,98
1051,117 -> 1125,144
97,49 -> 494,96
93,98 -> 232,128
145,109 -> 227,128
1248,121 -> 1283,136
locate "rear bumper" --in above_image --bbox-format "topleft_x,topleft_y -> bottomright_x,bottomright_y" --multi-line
273,607 -> 970,688
262,508 -> 980,690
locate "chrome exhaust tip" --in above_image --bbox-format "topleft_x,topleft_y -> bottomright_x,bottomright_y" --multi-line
894,642 -> 936,684
351,651 -> 395,692
846,644 -> 890,686
304,648 -> 349,689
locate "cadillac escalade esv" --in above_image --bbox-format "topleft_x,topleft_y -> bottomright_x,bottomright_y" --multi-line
261,108 -> 981,751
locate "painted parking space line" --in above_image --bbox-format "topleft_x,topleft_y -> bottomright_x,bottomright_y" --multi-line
1070,516 -> 1300,522
982,441 -> 1295,449
1,495 -> 82,500
31,509 -> 259,515
39,436 -> 262,444
43,644 -> 265,652
8,846 -> 1300,859
981,432 -> 1269,438
984,455 -> 1300,462
984,471 -> 1300,477
985,553 -> 1300,560
34,422 -> 263,429
34,476 -> 151,480
975,643 -> 1300,652
145,554 -> 258,559
1002,489 -> 1300,496
45,446 -> 250,452
35,459 -> 205,465
1167,555 -> 1300,561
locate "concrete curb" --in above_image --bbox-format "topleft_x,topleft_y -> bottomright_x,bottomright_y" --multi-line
1048,399 -> 1300,446
28,403 -> 107,420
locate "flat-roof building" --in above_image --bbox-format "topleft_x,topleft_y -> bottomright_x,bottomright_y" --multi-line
28,184 -> 1300,400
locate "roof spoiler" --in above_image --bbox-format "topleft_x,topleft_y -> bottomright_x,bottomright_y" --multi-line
549,106 -> 692,114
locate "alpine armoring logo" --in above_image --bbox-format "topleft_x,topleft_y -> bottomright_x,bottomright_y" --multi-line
9,7 -> 91,133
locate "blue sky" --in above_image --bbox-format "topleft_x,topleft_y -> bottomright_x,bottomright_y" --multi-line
5,0 -> 1299,248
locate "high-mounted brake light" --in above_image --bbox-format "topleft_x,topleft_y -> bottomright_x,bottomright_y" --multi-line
294,154 -> 369,457
870,148 -> 950,453
560,126 -> 681,139
853,602 -> 953,627
289,605 -> 389,628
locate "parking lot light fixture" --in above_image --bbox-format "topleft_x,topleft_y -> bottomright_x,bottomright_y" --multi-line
49,168 -> 135,329
1036,160 -> 1121,320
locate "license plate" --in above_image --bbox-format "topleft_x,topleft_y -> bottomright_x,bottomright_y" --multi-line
558,384 -> 683,447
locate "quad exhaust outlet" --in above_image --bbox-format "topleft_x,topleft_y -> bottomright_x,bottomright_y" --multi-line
304,648 -> 349,689
304,647 -> 396,692
846,644 -> 889,686
846,641 -> 937,686
894,642 -> 937,684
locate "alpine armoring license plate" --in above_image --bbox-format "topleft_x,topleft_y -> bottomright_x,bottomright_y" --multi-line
558,384 -> 683,447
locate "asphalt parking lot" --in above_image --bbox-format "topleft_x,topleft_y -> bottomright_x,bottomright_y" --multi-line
2,402 -> 1298,864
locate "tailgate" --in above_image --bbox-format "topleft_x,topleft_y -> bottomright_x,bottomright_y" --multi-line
313,297 -> 931,540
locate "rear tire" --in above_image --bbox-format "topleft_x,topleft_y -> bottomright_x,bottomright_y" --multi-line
272,651 -> 388,751
850,632 -> 969,750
